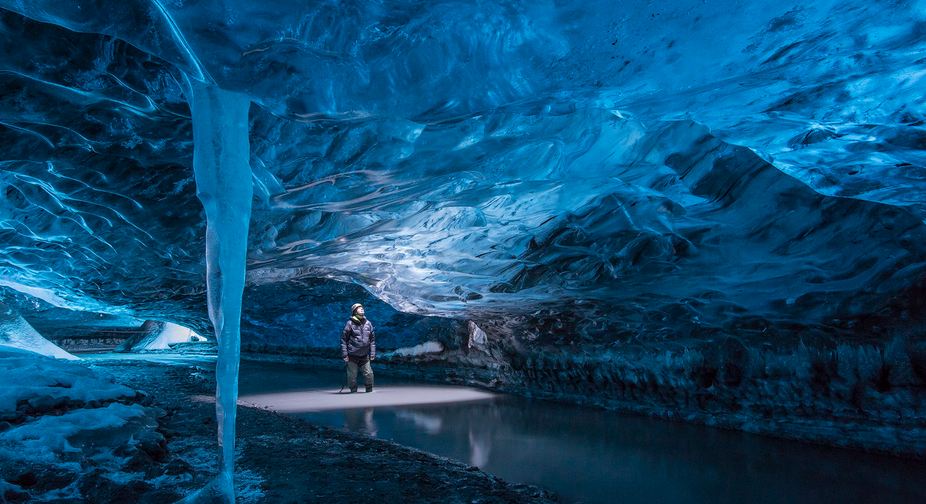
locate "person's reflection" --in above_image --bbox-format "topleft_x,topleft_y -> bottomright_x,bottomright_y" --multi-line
465,400 -> 504,468
344,407 -> 378,437
468,427 -> 491,467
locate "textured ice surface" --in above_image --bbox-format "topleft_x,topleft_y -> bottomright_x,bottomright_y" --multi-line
184,81 -> 252,501
0,1 -> 923,336
0,0 -> 925,470
1,402 -> 152,460
0,347 -> 135,419
0,348 -> 178,502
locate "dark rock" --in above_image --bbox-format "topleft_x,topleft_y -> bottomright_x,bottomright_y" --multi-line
136,431 -> 168,462
910,342 -> 926,385
137,488 -> 182,504
2,488 -> 30,503
25,395 -> 65,413
9,471 -> 36,488
2,466 -> 77,495
31,468 -> 78,492
123,450 -> 156,472
720,337 -> 750,387
164,458 -> 193,476
79,470 -> 153,503
883,337 -> 917,387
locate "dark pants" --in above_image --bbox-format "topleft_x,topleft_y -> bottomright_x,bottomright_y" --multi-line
346,356 -> 373,389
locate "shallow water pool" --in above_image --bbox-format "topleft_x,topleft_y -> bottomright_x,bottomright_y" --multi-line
238,359 -> 926,504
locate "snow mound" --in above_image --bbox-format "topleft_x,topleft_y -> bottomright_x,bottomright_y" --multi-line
0,314 -> 76,360
117,321 -> 206,352
0,402 -> 154,462
0,347 -> 135,422
0,348 -> 166,502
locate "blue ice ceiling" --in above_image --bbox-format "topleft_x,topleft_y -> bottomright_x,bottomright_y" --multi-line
1,0 -> 926,347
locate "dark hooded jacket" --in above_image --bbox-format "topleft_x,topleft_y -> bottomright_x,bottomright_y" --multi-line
341,316 -> 375,359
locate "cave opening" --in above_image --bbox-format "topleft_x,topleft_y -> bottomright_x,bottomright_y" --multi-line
1,1 -> 925,502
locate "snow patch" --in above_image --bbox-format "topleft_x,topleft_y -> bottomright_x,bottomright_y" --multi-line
117,320 -> 205,352
392,341 -> 444,357
0,402 -> 152,461
0,349 -> 164,501
0,347 -> 135,421
0,314 -> 77,360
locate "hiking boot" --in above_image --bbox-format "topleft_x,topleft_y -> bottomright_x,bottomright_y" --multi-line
365,385 -> 373,393
349,386 -> 357,393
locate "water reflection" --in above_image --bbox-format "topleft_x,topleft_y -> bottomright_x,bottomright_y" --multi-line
395,409 -> 442,434
344,407 -> 378,437
238,361 -> 926,504
299,395 -> 926,504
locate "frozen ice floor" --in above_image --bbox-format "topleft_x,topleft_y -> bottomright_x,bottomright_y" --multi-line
235,386 -> 494,413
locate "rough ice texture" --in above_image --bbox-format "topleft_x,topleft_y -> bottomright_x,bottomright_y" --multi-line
0,0 -> 924,457
0,347 -> 135,421
1,402 -> 153,460
381,335 -> 926,458
0,346 -> 252,502
501,338 -> 926,457
0,349 -> 161,502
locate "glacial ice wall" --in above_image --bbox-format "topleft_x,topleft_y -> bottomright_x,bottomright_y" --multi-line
1,0 -> 925,457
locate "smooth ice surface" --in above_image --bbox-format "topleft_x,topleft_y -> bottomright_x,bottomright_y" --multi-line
83,352 -> 216,365
235,386 -> 493,413
139,322 -> 202,350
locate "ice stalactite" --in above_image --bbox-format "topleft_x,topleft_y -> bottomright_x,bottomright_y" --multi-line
186,81 -> 252,502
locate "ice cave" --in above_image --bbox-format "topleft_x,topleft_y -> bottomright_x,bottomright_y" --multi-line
1,1 -> 925,502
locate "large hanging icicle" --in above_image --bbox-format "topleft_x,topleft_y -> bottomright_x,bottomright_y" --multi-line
187,81 -> 252,502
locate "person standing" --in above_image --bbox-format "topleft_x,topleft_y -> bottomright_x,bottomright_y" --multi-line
341,303 -> 375,393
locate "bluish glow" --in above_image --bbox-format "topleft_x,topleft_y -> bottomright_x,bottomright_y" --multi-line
0,2 -> 924,499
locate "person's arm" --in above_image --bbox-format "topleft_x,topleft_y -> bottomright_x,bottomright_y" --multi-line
341,323 -> 350,361
369,322 -> 376,360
